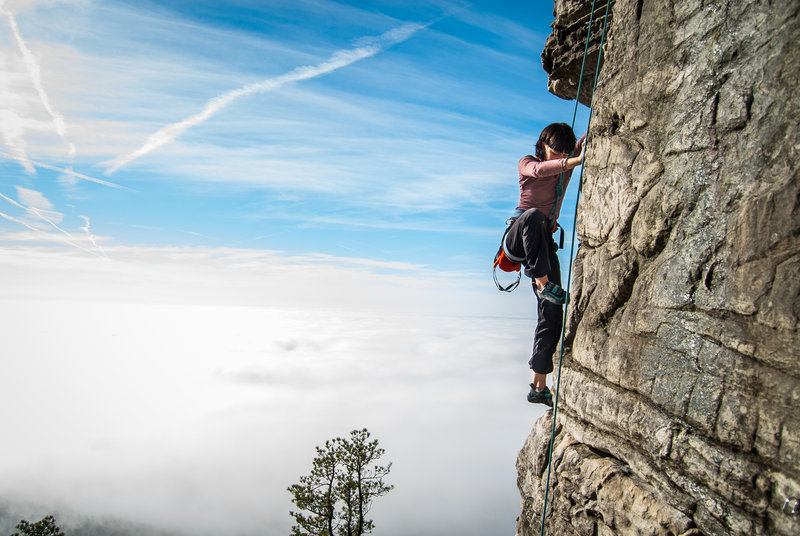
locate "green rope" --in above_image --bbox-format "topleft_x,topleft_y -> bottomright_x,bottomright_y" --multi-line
538,1 -> 611,535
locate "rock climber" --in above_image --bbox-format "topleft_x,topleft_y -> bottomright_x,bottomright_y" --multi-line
504,122 -> 586,407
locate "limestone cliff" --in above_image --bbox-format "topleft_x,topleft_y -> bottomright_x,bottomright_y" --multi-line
516,1 -> 800,535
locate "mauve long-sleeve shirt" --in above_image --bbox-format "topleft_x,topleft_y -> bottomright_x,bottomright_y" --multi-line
515,135 -> 585,223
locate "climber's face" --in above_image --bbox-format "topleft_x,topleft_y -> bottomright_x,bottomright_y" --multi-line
544,144 -> 568,161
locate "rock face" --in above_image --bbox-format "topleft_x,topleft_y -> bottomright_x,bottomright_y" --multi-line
516,1 -> 800,536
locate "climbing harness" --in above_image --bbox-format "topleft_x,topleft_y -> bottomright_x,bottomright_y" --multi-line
493,222 -> 524,292
493,166 -> 566,293
539,2 -> 612,536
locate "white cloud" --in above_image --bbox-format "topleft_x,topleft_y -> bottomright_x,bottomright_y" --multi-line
105,23 -> 427,174
0,210 -> 42,234
446,3 -> 547,49
0,242 -> 543,536
4,7 -> 75,156
288,252 -> 428,272
0,152 -> 122,188
0,0 -> 88,13
0,286 -> 540,536
0,243 -> 524,316
0,8 -> 563,530
0,188 -> 111,256
0,110 -> 37,173
0,4 -> 78,178
0,1 -> 549,224
1,187 -> 62,227
15,185 -> 53,210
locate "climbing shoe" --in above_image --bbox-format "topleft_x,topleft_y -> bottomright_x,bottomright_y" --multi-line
527,385 -> 554,408
535,281 -> 567,305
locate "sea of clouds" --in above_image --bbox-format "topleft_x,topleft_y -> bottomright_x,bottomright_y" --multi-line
0,246 -> 546,536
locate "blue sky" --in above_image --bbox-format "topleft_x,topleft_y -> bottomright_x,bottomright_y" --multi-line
0,0 -> 588,279
0,1 -> 593,534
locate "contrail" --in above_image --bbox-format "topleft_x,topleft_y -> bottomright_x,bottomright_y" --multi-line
0,151 -> 125,189
1,190 -> 65,233
0,210 -> 48,235
0,192 -> 103,257
80,214 -> 107,257
4,7 -> 76,160
106,23 -> 425,174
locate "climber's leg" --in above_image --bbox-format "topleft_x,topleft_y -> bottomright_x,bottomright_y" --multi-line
532,372 -> 547,391
505,209 -> 552,281
529,241 -> 563,377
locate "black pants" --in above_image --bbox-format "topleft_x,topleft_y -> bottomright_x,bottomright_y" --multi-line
505,209 -> 563,375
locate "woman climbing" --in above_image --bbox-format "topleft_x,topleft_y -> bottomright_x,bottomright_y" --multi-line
504,122 -> 585,407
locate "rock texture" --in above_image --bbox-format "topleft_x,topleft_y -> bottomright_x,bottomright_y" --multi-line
517,1 -> 800,535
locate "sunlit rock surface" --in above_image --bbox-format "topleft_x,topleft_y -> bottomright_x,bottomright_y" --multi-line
517,0 -> 800,535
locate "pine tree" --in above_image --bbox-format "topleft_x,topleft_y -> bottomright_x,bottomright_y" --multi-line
288,429 -> 392,536
11,515 -> 65,536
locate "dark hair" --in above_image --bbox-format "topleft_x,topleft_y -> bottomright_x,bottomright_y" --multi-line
534,123 -> 577,160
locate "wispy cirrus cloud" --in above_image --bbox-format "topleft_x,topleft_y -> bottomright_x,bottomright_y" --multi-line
105,23 -> 427,174
0,111 -> 35,173
0,187 -> 106,256
14,186 -> 60,221
0,151 -> 123,188
2,5 -> 76,162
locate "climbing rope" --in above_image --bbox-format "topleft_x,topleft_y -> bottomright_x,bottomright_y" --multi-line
539,1 -> 611,535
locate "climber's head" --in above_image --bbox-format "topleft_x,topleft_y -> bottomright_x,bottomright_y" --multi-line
535,123 -> 577,161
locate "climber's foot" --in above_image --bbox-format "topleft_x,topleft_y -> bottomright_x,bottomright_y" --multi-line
527,385 -> 554,408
